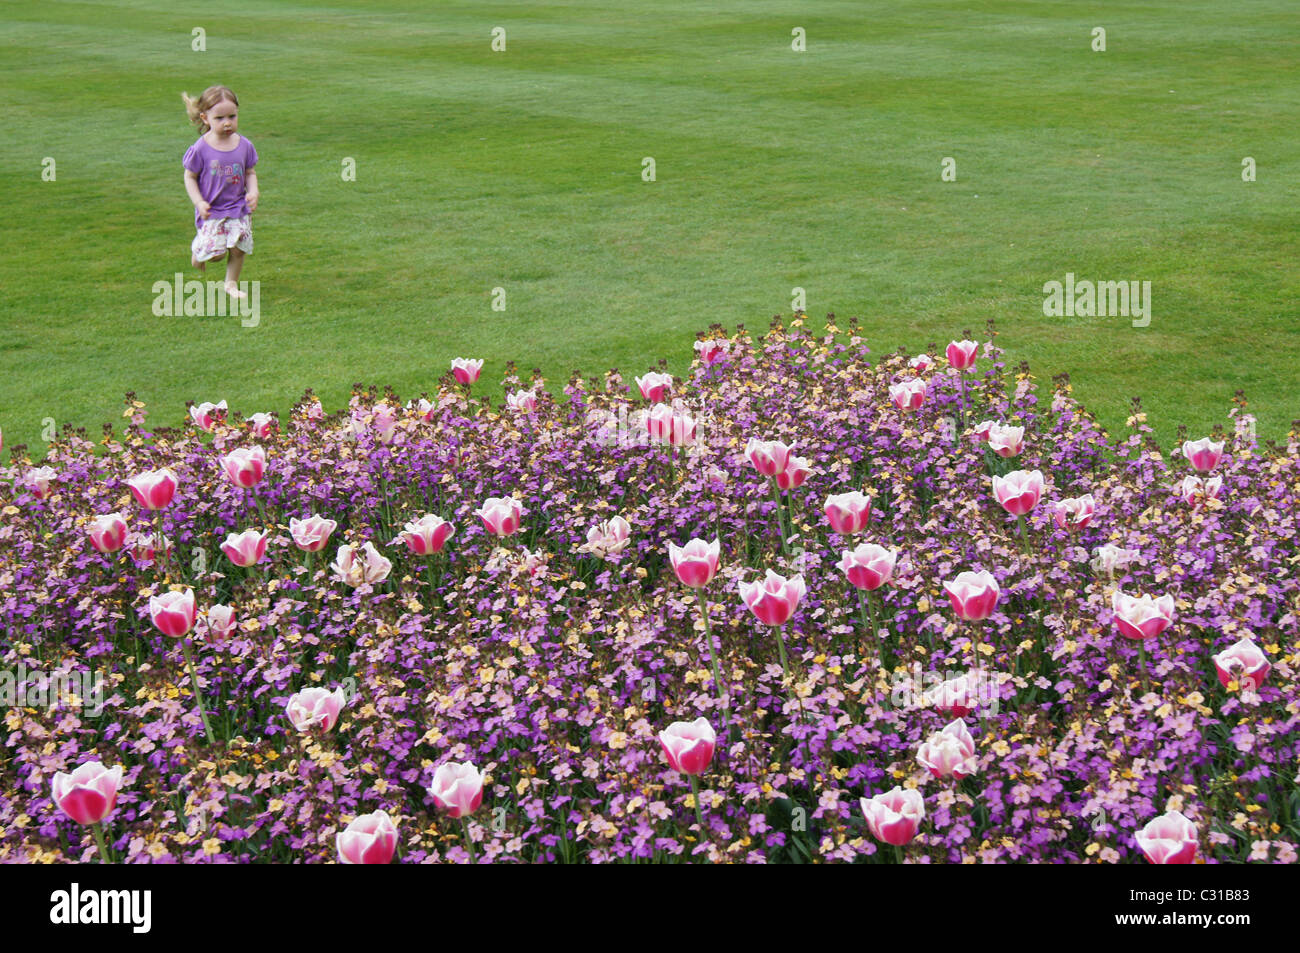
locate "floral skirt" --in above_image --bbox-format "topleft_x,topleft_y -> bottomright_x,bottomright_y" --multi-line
192,215 -> 253,262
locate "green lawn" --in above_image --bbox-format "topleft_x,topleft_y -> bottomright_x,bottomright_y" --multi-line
2,0 -> 1297,457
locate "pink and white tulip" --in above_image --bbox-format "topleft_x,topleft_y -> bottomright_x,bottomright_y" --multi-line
668,537 -> 720,588
659,718 -> 716,776
837,543 -> 897,592
220,529 -> 268,567
635,372 -> 673,402
992,469 -> 1044,516
1212,638 -> 1271,691
337,810 -> 397,865
506,389 -> 537,413
824,491 -> 872,534
451,358 -> 483,385
428,761 -> 484,818
1182,437 -> 1224,473
286,685 -> 347,733
1179,475 -> 1223,508
583,516 -> 631,557
744,438 -> 793,477
126,468 -> 178,510
25,466 -> 56,499
946,339 -> 978,370
860,786 -> 925,846
775,454 -> 813,491
289,515 -> 338,552
149,588 -> 196,637
202,604 -> 237,646
889,379 -> 926,411
694,339 -> 729,366
1053,494 -> 1095,532
474,496 -> 523,536
943,570 -> 1000,622
189,400 -> 227,432
396,515 -> 455,556
247,413 -> 275,439
220,446 -> 266,489
739,569 -> 806,626
88,513 -> 128,553
986,423 -> 1024,458
331,542 -> 393,587
1111,590 -> 1175,641
1135,811 -> 1198,865
51,762 -> 125,826
909,354 -> 935,374
917,719 -> 979,779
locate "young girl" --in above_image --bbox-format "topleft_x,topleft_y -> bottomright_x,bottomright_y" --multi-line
181,85 -> 259,298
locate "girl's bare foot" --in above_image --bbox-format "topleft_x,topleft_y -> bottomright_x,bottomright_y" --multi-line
224,280 -> 247,299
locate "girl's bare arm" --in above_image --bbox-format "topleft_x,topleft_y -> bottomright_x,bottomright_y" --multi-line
184,169 -> 210,218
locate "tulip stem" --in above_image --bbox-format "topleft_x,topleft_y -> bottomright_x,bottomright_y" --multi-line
699,595 -> 729,727
859,590 -> 881,663
91,822 -> 113,864
181,639 -> 216,744
775,625 -> 790,684
460,817 -> 478,863
1015,515 -> 1031,555
254,491 -> 269,532
1139,642 -> 1150,695
894,843 -> 904,865
688,775 -> 705,832
769,478 -> 789,556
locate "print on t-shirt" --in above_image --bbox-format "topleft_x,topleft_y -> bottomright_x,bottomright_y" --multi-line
208,158 -> 245,187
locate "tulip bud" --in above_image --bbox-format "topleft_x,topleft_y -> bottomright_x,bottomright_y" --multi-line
659,718 -> 716,776
860,786 -> 925,846
51,761 -> 125,826
668,537 -> 720,588
428,761 -> 484,819
1135,811 -> 1198,864
337,810 -> 397,865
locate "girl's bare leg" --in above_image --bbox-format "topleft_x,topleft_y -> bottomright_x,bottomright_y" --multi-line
224,248 -> 247,298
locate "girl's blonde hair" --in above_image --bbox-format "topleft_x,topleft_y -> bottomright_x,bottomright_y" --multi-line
181,85 -> 239,133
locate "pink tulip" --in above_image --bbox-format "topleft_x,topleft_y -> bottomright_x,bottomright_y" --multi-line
1052,494 -> 1095,532
909,354 -> 935,374
474,496 -> 522,536
635,372 -> 672,402
1111,590 -> 1175,641
396,515 -> 455,556
189,399 -> 227,432
1091,544 -> 1138,575
992,469 -> 1044,516
51,761 -> 125,826
917,719 -> 979,779
428,761 -> 484,819
1182,437 -> 1224,473
837,543 -> 897,592
149,588 -> 196,637
744,438 -> 793,477
303,399 -> 324,421
202,604 -> 237,646
645,404 -> 673,443
1179,475 -> 1223,508
220,446 -> 266,489
943,570 -> 1000,622
506,389 -> 537,413
451,358 -> 483,385
739,569 -> 806,626
1135,811 -> 1198,864
946,339 -> 978,370
659,717 -> 716,776
986,423 -> 1024,458
924,671 -> 983,717
337,809 -> 398,865
220,529 -> 268,567
1212,638 -> 1271,691
247,412 -> 276,439
289,514 -> 338,552
286,685 -> 347,733
127,468 -> 178,510
88,513 -> 127,553
971,419 -> 996,442
668,537 -> 720,588
331,542 -> 393,587
583,516 -> 631,557
411,397 -> 436,422
860,786 -> 925,846
666,409 -> 698,447
889,379 -> 926,410
694,339 -> 729,366
824,491 -> 872,534
774,454 -> 813,491
25,466 -> 56,499
128,532 -> 172,564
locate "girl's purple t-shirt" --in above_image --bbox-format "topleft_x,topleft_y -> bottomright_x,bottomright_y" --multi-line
182,135 -> 258,230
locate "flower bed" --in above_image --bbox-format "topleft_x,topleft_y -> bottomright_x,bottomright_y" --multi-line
1,315 -> 1296,863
